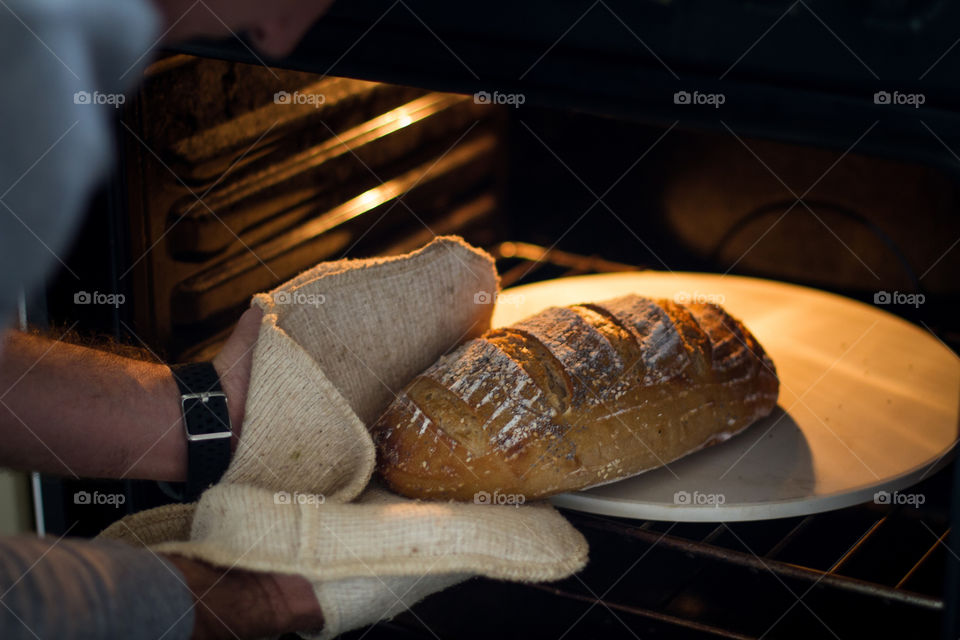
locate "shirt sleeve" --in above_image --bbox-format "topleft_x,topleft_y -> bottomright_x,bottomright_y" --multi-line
0,535 -> 195,640
0,1 -> 194,637
0,0 -> 160,321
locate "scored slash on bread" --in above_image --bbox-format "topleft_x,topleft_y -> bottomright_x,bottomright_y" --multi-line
372,294 -> 779,501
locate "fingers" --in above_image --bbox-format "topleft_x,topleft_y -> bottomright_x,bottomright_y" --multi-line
162,554 -> 323,640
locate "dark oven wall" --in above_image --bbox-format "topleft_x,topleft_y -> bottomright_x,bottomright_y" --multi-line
505,108 -> 960,331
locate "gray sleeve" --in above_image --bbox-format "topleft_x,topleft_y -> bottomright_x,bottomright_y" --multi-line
0,535 -> 194,640
0,0 -> 159,321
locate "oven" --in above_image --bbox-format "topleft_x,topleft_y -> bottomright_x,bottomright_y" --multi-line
25,1 -> 960,638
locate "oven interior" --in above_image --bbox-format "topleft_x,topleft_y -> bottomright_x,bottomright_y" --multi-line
24,29 -> 960,640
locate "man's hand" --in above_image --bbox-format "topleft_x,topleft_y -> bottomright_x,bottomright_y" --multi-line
213,307 -> 263,451
163,554 -> 324,640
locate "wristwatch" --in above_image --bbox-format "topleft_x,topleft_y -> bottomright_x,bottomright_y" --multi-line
170,362 -> 232,501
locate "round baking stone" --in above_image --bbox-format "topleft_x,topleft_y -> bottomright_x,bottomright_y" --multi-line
491,273 -> 959,522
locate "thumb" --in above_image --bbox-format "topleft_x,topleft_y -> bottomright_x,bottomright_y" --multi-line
213,306 -> 264,437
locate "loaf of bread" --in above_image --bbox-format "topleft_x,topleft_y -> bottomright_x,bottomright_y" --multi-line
372,294 -> 779,501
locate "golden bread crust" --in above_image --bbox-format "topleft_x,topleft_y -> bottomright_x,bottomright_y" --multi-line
373,294 -> 779,500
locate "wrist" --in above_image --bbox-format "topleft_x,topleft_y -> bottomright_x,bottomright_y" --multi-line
139,362 -> 189,482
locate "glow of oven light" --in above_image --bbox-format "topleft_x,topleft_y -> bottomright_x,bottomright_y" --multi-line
390,104 -> 417,129
356,188 -> 386,210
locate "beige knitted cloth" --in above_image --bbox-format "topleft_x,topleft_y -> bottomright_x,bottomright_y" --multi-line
99,236 -> 588,639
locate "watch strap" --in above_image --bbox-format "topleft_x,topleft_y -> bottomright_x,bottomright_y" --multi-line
171,362 -> 232,501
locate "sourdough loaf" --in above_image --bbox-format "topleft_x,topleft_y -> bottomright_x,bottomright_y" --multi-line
372,294 -> 779,500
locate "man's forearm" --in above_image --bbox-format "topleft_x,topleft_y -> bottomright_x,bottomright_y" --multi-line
0,307 -> 258,482
0,330 -> 191,481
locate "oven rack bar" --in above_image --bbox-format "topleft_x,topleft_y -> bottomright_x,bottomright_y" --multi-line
569,512 -> 944,612
527,582 -> 758,640
491,241 -> 646,288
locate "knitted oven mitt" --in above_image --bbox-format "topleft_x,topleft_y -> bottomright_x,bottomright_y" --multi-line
99,236 -> 589,639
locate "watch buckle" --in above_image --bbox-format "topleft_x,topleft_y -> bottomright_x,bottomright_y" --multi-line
182,391 -> 232,442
